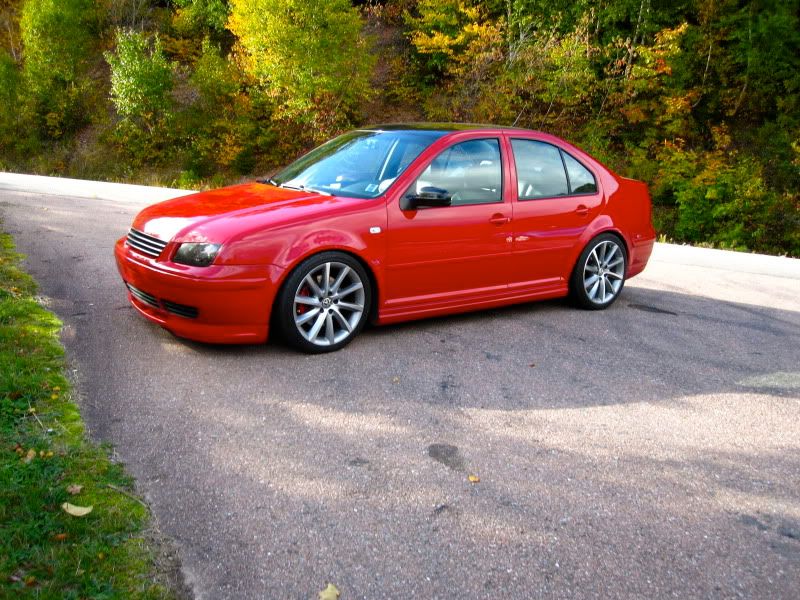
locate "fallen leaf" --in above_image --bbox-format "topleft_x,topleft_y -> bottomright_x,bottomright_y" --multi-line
318,583 -> 340,600
61,502 -> 93,517
23,449 -> 36,463
53,533 -> 68,541
391,376 -> 400,384
25,576 -> 36,586
528,363 -> 536,368
468,474 -> 480,483
66,484 -> 83,495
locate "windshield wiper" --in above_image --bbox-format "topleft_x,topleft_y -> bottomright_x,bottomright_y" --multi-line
256,178 -> 280,186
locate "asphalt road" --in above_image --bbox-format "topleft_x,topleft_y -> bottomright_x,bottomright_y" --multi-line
2,189 -> 799,599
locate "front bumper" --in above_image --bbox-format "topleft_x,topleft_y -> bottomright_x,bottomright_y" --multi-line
114,237 -> 283,344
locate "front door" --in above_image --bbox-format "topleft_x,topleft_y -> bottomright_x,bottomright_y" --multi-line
383,137 -> 513,315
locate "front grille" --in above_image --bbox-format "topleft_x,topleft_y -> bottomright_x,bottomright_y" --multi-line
126,228 -> 168,258
126,283 -> 159,308
126,283 -> 198,319
163,300 -> 199,319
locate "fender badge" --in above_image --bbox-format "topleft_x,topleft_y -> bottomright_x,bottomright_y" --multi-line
369,227 -> 382,234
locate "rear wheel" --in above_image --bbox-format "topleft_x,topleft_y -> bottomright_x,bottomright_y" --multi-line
277,252 -> 371,353
570,234 -> 627,309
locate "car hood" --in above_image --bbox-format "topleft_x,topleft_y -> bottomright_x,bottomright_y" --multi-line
132,183 -> 349,242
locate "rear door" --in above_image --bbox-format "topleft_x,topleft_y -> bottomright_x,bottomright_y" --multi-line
507,136 -> 603,289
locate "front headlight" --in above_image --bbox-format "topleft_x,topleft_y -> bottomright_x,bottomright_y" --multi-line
172,243 -> 222,267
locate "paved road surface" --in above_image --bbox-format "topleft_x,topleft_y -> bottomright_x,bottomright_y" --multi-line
2,189 -> 799,599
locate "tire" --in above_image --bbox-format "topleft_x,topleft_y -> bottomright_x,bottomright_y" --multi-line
570,233 -> 627,310
276,251 -> 371,353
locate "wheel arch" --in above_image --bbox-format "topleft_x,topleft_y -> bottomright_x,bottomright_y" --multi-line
269,247 -> 380,333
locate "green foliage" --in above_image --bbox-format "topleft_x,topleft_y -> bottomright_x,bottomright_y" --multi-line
19,0 -> 97,138
0,51 -> 21,155
228,0 -> 375,137
0,0 -> 798,256
172,0 -> 230,34
106,30 -> 175,128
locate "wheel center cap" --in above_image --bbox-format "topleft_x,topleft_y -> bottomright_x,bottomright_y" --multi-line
322,297 -> 332,308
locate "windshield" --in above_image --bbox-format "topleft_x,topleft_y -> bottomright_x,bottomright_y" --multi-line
272,130 -> 446,199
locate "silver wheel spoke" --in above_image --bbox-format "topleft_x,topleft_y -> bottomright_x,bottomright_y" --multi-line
336,282 -> 363,298
330,266 -> 351,293
303,274 -> 324,298
295,295 -> 320,307
307,312 -> 326,342
323,262 -> 331,295
599,276 -> 607,301
607,271 -> 623,280
608,257 -> 624,268
295,307 -> 321,326
332,308 -> 352,332
325,313 -> 335,345
588,279 -> 600,300
337,300 -> 363,312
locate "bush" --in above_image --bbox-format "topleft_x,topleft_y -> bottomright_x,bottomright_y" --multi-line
106,30 -> 176,130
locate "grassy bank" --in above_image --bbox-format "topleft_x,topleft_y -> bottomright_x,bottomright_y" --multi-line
0,229 -> 181,598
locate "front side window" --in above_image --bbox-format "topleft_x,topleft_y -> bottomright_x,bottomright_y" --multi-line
273,130 -> 446,199
511,139 -> 568,199
410,138 -> 503,206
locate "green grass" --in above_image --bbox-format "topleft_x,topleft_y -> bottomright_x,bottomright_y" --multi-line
0,230 -> 179,599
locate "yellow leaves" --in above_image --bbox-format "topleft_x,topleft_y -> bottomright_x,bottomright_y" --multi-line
468,474 -> 480,484
318,583 -> 340,599
62,502 -> 93,517
23,448 -> 36,463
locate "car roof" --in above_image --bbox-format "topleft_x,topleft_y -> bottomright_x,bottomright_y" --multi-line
360,123 -> 533,133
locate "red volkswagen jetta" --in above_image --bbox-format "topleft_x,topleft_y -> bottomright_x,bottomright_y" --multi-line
115,124 -> 655,352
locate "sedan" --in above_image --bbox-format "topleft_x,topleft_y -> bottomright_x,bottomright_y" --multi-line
115,124 -> 655,352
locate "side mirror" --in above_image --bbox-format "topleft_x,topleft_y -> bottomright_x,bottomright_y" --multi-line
400,186 -> 452,211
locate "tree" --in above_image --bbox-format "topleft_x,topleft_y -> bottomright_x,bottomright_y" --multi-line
105,29 -> 175,131
228,0 -> 374,136
19,0 -> 97,138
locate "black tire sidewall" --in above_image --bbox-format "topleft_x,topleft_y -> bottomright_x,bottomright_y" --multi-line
570,233 -> 627,310
277,251 -> 372,353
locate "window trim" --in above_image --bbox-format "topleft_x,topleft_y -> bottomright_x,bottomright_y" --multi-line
510,138 -> 599,202
403,136 -> 505,208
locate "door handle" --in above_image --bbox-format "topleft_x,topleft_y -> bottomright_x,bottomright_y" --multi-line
575,204 -> 589,217
489,213 -> 510,225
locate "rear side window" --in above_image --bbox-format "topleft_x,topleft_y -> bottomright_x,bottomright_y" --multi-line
511,139 -> 598,199
562,152 -> 597,194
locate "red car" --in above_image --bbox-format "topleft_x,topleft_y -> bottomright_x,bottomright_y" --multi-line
115,124 -> 655,352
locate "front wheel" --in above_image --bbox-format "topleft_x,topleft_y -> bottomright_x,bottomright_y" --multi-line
276,252 -> 371,353
570,234 -> 627,310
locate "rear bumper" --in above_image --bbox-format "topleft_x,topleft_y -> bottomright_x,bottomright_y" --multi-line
114,238 -> 283,344
628,235 -> 655,279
